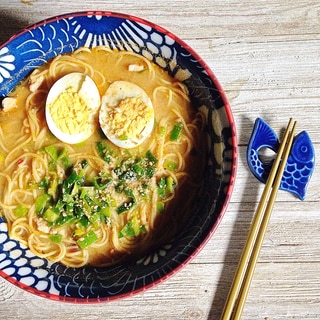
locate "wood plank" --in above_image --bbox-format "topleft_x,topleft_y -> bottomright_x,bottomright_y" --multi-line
194,201 -> 320,264
0,261 -> 319,320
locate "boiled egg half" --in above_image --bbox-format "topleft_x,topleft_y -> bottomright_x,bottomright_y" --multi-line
99,81 -> 154,148
45,72 -> 101,144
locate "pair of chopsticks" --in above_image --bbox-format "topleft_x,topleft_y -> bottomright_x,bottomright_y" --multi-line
221,118 -> 297,320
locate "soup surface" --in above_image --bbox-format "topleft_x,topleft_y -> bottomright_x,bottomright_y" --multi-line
0,47 -> 207,267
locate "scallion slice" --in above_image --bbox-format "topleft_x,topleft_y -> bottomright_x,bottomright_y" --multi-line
170,122 -> 183,141
77,231 -> 98,249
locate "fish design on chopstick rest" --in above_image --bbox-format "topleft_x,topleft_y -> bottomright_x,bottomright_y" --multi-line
247,118 -> 315,200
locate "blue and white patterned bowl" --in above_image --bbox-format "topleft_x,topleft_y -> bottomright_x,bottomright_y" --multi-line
0,11 -> 237,302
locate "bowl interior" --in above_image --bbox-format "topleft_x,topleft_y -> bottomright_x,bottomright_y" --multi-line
0,11 -> 237,302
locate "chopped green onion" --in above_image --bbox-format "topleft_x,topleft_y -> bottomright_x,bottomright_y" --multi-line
44,145 -> 58,161
109,198 -> 117,207
166,176 -> 174,193
146,150 -> 158,164
96,141 -> 115,163
79,186 -> 95,199
93,176 -> 112,190
125,188 -> 136,200
132,164 -> 145,177
59,154 -> 70,169
170,122 -> 183,141
140,225 -> 147,234
64,202 -> 74,213
89,212 -> 101,224
164,161 -> 178,171
119,219 -> 147,238
58,147 -> 68,161
48,176 -> 58,199
115,181 -> 127,193
159,126 -> 166,136
73,228 -> 85,237
53,215 -> 76,226
80,160 -> 88,169
157,176 -> 175,199
77,230 -> 98,249
97,141 -> 104,153
44,145 -> 70,169
35,193 -> 51,214
55,199 -> 65,210
78,215 -> 89,227
145,166 -> 156,178
64,170 -> 81,190
14,205 -> 28,217
35,142 -> 163,236
117,201 -> 134,214
43,208 -> 60,223
157,177 -> 167,199
38,178 -> 48,189
101,205 -> 111,217
157,202 -> 165,213
119,221 -> 136,238
49,234 -> 62,243
117,189 -> 136,214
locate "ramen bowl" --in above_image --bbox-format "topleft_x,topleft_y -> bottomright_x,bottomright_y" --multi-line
0,11 -> 237,302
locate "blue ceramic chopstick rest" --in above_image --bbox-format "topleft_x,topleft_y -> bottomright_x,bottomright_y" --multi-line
247,118 -> 315,200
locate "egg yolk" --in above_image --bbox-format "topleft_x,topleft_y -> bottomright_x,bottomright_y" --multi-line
106,97 -> 153,140
48,87 -> 90,135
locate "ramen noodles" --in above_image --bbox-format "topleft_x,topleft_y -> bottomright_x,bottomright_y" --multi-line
0,47 -> 207,267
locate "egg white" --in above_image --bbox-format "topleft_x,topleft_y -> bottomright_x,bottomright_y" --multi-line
99,81 -> 155,149
45,73 -> 101,144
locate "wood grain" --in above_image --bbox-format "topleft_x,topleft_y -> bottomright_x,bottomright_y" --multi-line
0,0 -> 319,319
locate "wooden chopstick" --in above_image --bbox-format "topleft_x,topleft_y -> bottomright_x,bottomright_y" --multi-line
221,118 -> 297,320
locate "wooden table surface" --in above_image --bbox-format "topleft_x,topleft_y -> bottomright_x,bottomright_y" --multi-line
0,1 -> 319,319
